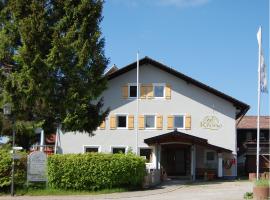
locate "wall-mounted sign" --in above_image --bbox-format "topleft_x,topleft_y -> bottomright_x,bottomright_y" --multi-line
27,151 -> 47,182
200,116 -> 222,130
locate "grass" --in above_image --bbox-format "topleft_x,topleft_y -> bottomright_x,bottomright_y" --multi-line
1,187 -> 128,196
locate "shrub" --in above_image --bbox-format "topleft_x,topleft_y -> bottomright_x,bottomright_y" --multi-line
47,153 -> 146,191
243,192 -> 253,199
0,145 -> 27,191
254,179 -> 270,187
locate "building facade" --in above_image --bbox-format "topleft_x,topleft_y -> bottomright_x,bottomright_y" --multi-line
237,116 -> 270,176
59,57 -> 249,180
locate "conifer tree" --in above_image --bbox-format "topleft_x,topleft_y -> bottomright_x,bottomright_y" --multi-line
0,0 -> 109,145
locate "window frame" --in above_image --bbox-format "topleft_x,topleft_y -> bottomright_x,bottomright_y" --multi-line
116,114 -> 128,129
172,114 -> 186,129
144,115 -> 156,129
139,147 -> 153,164
111,146 -> 127,154
153,83 -> 165,98
128,83 -> 138,98
204,150 -> 217,163
83,145 -> 101,153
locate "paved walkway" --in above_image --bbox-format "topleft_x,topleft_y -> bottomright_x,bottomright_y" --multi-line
0,180 -> 253,200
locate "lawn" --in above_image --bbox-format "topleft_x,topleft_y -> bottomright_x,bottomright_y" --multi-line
1,187 -> 128,196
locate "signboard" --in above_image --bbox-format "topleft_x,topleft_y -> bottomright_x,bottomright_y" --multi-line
27,151 -> 47,182
200,116 -> 222,130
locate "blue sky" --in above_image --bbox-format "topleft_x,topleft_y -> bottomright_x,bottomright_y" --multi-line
101,0 -> 269,115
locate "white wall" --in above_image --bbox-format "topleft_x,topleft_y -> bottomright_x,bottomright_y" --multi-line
60,64 -> 237,155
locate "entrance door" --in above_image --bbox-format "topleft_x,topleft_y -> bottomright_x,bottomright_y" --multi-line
175,150 -> 185,175
162,146 -> 187,176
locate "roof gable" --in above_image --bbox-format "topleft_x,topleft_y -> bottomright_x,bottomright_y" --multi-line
108,56 -> 249,119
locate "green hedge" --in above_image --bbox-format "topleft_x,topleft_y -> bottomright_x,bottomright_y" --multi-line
47,153 -> 146,190
0,145 -> 27,191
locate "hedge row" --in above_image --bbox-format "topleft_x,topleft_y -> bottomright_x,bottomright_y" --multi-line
47,153 -> 146,190
0,145 -> 27,191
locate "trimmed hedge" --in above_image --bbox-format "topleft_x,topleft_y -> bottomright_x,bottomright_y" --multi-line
0,145 -> 27,191
47,153 -> 146,190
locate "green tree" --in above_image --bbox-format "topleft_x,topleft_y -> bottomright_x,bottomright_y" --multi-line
0,0 -> 109,148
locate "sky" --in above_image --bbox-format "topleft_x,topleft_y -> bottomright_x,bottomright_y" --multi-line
101,0 -> 269,116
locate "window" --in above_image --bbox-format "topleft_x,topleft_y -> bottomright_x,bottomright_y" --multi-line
117,115 -> 127,128
154,85 -> 164,97
85,147 -> 99,153
206,151 -> 215,162
112,147 -> 126,154
145,115 -> 155,129
129,85 -> 137,98
174,115 -> 184,128
140,148 -> 153,163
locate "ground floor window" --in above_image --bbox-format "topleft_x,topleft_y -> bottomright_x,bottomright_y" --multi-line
84,146 -> 99,153
204,150 -> 217,169
140,148 -> 153,163
112,147 -> 126,154
206,151 -> 215,161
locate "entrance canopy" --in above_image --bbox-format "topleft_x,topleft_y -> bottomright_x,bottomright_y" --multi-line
144,130 -> 231,153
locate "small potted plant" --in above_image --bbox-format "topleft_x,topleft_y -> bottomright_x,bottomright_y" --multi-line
253,179 -> 269,200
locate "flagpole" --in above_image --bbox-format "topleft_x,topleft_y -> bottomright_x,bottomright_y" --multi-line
136,52 -> 139,155
256,26 -> 262,180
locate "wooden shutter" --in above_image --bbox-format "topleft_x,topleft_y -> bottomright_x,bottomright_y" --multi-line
122,85 -> 128,99
167,115 -> 174,130
147,84 -> 154,99
128,115 -> 134,130
156,115 -> 163,130
139,115 -> 145,129
100,120 -> 106,130
165,84 -> 171,100
110,115 -> 116,129
185,115 -> 191,130
140,84 -> 147,99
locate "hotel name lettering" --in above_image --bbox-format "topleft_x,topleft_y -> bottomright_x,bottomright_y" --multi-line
200,116 -> 222,130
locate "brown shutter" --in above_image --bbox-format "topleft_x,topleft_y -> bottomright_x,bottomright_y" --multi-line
147,84 -> 154,99
122,85 -> 128,99
165,84 -> 171,100
110,115 -> 116,129
167,115 -> 174,130
139,115 -> 145,129
156,115 -> 163,130
185,115 -> 191,130
128,115 -> 134,130
100,120 -> 106,130
140,84 -> 147,99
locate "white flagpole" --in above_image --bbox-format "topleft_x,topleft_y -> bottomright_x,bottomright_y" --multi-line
136,52 -> 139,155
256,26 -> 262,180
54,126 -> 58,154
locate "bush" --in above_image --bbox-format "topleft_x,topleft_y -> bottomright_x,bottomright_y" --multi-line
0,145 -> 27,191
243,192 -> 253,199
47,153 -> 146,191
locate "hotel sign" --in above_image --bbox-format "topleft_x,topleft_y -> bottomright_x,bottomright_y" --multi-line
200,116 -> 222,130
